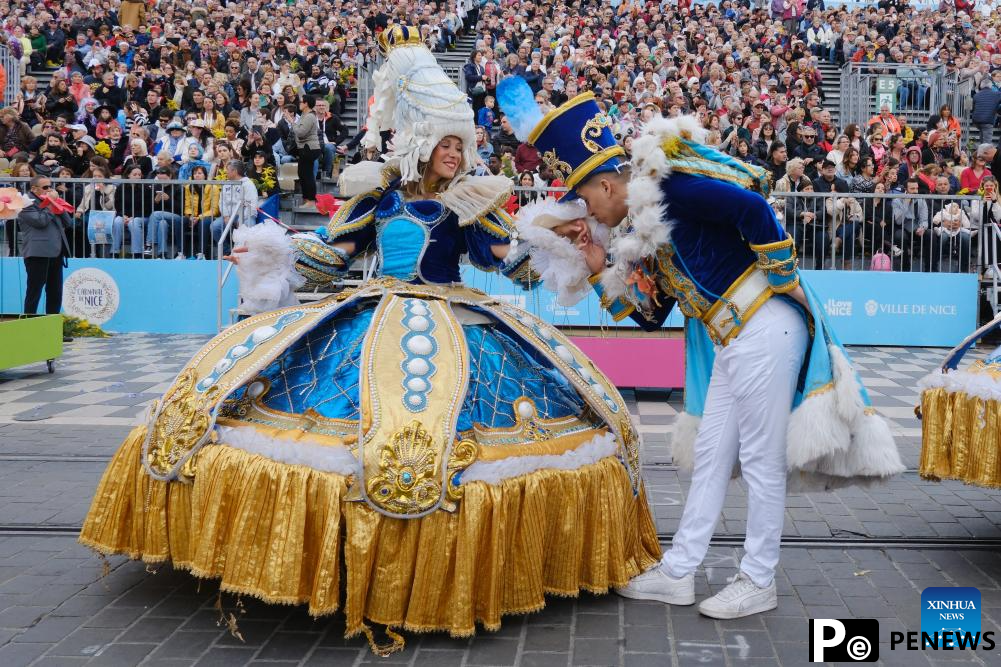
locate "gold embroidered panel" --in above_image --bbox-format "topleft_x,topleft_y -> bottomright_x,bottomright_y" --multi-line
142,286 -> 378,482
356,295 -> 471,516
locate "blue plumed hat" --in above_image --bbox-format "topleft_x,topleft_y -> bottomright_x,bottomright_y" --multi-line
497,78 -> 625,201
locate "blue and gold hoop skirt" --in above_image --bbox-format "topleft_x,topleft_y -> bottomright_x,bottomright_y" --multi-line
80,278 -> 660,638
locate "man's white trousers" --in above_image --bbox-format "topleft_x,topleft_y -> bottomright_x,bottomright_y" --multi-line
661,297 -> 808,587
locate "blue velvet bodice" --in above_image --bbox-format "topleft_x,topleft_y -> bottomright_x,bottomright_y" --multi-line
661,172 -> 785,302
335,188 -> 507,284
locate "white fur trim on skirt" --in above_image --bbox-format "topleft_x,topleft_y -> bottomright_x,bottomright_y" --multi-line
460,431 -> 619,484
214,425 -> 360,476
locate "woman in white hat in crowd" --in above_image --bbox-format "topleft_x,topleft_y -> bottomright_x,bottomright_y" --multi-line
152,119 -> 187,162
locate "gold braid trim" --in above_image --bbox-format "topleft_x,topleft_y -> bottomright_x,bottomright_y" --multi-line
749,236 -> 795,253
750,235 -> 799,292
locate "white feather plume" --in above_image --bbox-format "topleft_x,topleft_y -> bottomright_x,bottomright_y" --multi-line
600,115 -> 708,301
513,199 -> 609,306
360,44 -> 476,184
232,221 -> 304,315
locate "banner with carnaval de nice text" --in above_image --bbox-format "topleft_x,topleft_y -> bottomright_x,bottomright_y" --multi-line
1,260 -> 976,345
1,258 -> 239,335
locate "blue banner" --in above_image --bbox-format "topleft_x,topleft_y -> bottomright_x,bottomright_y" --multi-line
1,258 -> 238,334
802,270 -> 978,347
0,258 -> 975,343
462,266 -> 977,347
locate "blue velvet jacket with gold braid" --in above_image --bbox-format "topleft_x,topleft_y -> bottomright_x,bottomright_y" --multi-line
595,172 -> 799,345
291,176 -> 535,289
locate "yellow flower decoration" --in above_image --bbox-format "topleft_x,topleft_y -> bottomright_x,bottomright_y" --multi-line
62,315 -> 111,338
166,99 -> 179,111
212,128 -> 226,139
252,166 -> 277,192
94,141 -> 112,158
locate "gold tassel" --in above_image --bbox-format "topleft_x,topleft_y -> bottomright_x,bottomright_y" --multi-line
362,623 -> 406,656
214,591 -> 245,643
99,553 -> 111,583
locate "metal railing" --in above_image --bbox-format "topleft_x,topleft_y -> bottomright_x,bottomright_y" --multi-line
771,190 -> 986,274
215,206 -> 242,331
0,176 -> 248,260
987,221 -> 1001,317
839,62 -> 948,135
947,74 -> 977,146
210,185 -> 1000,327
0,44 -> 20,107
354,61 -> 376,135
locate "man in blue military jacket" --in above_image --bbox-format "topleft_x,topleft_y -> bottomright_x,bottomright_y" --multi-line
511,94 -> 902,620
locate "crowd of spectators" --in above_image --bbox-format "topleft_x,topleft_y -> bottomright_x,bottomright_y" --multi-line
455,0 -> 1001,272
0,0 -> 1000,271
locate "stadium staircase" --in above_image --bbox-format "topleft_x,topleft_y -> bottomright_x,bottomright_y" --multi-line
817,61 -> 841,129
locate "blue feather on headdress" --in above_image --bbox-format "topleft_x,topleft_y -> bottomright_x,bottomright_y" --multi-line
496,77 -> 543,143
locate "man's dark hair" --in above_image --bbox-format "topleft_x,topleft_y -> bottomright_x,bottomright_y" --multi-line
302,94 -> 316,109
906,177 -> 920,188
29,175 -> 50,190
767,141 -> 785,161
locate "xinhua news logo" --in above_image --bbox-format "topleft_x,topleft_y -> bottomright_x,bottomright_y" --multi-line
809,619 -> 879,662
884,586 -> 996,651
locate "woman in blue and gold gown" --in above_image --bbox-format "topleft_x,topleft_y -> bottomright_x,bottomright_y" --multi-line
79,27 -> 659,652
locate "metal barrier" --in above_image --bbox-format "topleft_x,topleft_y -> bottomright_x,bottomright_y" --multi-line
508,186 -> 991,277
986,221 -> 1001,318
948,74 -> 976,147
839,62 -> 948,135
0,44 -> 21,107
354,61 -> 375,135
771,190 -> 985,274
0,176 -> 248,261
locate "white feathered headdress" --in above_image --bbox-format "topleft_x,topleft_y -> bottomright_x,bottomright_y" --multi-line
362,26 -> 477,184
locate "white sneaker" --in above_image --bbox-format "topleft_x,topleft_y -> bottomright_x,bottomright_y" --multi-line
615,567 -> 695,605
698,572 -> 777,619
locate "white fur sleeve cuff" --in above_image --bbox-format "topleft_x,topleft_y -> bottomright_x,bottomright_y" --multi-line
513,199 -> 604,307
232,221 -> 304,316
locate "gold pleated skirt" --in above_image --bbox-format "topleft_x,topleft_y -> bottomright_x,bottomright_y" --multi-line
919,387 -> 1001,489
79,427 -> 661,638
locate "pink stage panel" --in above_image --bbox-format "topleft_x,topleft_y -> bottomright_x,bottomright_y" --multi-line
570,336 -> 685,389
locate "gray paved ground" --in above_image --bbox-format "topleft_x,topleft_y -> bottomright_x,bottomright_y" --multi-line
0,336 -> 1000,666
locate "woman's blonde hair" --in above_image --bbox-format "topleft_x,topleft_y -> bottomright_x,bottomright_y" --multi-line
785,157 -> 805,176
